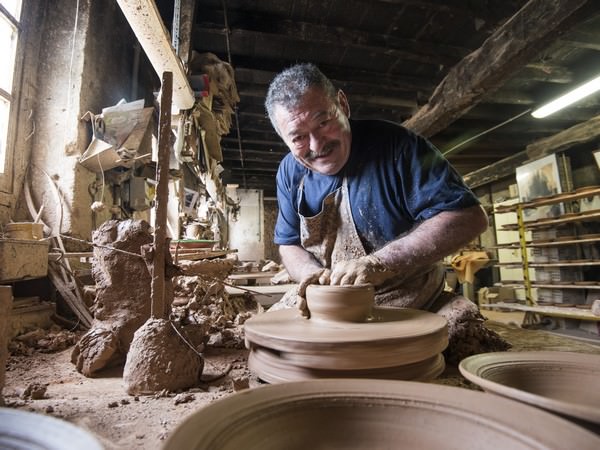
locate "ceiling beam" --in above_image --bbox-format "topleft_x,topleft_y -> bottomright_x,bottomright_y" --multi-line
402,0 -> 591,137
526,113 -> 600,159
464,113 -> 600,187
195,19 -> 469,67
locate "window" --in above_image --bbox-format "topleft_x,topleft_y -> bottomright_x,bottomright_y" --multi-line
0,0 -> 22,175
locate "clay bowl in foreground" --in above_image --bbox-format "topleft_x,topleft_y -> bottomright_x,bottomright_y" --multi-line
459,351 -> 600,425
163,379 -> 600,450
305,284 -> 374,322
0,408 -> 103,450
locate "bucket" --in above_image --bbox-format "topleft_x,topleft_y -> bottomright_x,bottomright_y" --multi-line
4,222 -> 44,240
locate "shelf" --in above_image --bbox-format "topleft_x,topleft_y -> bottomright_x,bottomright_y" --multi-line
492,186 -> 600,311
492,234 -> 600,249
495,260 -> 600,268
528,261 -> 600,268
501,210 -> 600,230
493,187 -> 600,213
481,302 -> 600,321
494,282 -> 600,290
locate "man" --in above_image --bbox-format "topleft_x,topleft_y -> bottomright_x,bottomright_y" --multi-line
265,63 -> 509,363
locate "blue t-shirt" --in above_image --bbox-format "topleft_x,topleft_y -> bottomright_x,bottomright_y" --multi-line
274,119 -> 480,253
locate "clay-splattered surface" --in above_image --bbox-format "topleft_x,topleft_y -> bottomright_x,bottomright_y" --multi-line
3,321 -> 600,449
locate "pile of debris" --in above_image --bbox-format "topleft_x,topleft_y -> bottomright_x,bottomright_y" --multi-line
173,259 -> 263,350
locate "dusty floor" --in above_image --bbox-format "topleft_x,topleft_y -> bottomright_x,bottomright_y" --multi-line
3,344 -> 254,449
3,319 -> 600,449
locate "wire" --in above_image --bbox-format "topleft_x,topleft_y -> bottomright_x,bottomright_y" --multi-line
63,0 -> 80,149
442,108 -> 532,156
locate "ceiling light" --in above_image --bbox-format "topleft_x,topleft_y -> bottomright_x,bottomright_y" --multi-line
532,74 -> 600,118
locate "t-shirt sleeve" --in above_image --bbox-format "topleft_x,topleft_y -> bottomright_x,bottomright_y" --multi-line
274,158 -> 302,245
399,134 -> 480,221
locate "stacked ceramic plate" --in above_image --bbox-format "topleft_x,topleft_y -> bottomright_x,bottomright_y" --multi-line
244,305 -> 448,383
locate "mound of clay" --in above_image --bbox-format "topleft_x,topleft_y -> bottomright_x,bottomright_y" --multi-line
123,318 -> 202,395
71,220 -> 154,376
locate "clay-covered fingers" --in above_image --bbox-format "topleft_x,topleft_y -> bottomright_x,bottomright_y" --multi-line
330,255 -> 393,286
318,268 -> 331,285
297,268 -> 329,297
329,259 -> 362,285
295,268 -> 330,319
295,295 -> 310,319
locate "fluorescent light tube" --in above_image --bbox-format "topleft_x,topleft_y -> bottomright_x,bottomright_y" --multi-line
532,74 -> 600,118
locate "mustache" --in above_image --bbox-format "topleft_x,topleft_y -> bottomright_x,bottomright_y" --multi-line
305,141 -> 338,161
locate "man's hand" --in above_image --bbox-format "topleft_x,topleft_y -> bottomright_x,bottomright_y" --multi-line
329,254 -> 393,286
296,268 -> 331,318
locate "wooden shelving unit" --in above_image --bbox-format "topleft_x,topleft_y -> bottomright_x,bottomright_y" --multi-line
491,186 -> 600,322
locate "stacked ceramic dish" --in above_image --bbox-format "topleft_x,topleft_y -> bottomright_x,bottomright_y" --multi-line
243,284 -> 448,383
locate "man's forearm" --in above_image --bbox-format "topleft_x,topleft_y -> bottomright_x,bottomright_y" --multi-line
374,205 -> 488,276
279,244 -> 324,282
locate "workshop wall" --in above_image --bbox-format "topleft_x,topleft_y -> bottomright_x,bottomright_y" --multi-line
11,0 -> 155,243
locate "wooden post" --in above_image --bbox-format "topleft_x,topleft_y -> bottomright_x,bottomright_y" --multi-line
0,286 -> 13,405
151,71 -> 173,320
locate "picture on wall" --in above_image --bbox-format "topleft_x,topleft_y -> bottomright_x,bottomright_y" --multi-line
516,154 -> 563,221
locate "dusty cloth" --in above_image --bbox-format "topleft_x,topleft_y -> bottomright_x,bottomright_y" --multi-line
450,251 -> 489,284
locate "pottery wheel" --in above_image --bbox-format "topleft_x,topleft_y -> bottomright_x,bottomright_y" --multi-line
244,307 -> 448,381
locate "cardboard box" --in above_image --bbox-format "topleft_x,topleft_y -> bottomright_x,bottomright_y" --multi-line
0,239 -> 50,282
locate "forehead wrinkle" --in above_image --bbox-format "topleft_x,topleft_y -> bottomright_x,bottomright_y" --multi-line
286,109 -> 330,137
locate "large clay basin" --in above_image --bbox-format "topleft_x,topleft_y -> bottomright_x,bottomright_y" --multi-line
305,284 -> 374,322
459,351 -> 600,425
163,379 -> 600,450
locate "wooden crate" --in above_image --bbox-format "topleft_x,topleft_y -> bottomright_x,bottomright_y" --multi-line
0,239 -> 50,282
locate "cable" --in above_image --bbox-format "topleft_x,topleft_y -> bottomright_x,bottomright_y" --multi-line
442,108 -> 532,156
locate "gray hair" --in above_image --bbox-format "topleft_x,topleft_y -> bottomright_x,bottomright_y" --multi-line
265,63 -> 337,133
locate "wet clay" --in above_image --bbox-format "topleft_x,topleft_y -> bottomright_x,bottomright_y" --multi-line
123,318 -> 203,395
305,284 -> 374,322
71,220 -> 155,376
164,379 -> 600,450
244,285 -> 448,382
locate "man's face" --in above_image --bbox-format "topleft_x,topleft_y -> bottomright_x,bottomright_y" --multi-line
273,87 -> 351,175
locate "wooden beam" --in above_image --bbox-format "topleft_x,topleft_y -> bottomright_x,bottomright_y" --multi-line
526,114 -> 600,159
116,0 -> 194,110
175,0 -> 196,64
402,0 -> 590,137
463,151 -> 529,188
464,113 -> 600,187
194,20 -> 467,67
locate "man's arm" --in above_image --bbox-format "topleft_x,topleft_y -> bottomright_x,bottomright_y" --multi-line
376,204 -> 488,273
329,205 -> 488,285
279,244 -> 324,282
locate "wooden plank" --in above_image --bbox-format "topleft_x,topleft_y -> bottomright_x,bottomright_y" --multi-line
464,117 -> 600,188
483,302 -> 599,321
151,71 -> 173,320
526,114 -> 600,159
402,0 -> 590,138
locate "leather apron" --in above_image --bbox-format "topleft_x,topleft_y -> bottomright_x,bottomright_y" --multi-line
274,175 -> 445,310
